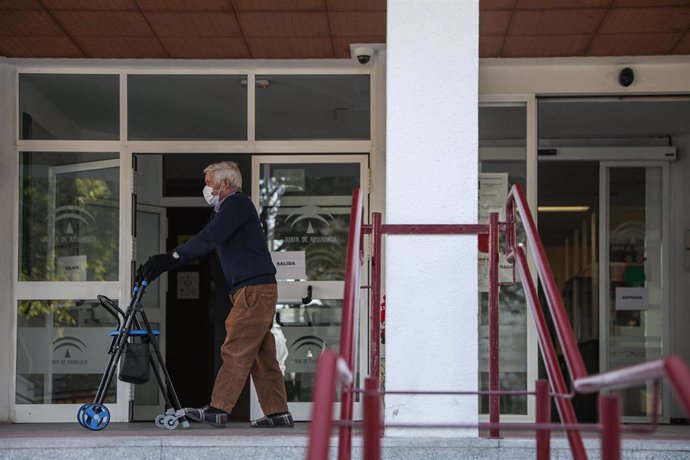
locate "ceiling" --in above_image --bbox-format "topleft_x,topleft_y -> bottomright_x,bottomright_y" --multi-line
0,0 -> 688,59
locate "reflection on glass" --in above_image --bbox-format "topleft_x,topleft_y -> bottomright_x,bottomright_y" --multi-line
128,75 -> 247,140
607,167 -> 663,417
20,74 -> 119,140
478,104 -> 528,415
259,161 -> 361,403
259,162 -> 360,281
275,299 -> 344,402
16,299 -> 117,404
19,152 -> 120,282
256,75 -> 370,140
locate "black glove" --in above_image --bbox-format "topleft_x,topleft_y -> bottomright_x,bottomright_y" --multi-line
136,252 -> 179,284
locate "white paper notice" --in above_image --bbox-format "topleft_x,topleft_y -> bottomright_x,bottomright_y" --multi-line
479,173 -> 509,223
271,251 -> 307,280
57,255 -> 87,281
478,254 -> 518,292
615,287 -> 648,310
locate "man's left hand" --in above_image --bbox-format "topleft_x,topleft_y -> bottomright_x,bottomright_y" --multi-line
137,252 -> 179,283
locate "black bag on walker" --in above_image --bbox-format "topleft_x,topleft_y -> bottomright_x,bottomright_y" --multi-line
118,341 -> 150,384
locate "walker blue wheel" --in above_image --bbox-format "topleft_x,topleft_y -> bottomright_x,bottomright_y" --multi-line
77,403 -> 93,428
80,403 -> 110,431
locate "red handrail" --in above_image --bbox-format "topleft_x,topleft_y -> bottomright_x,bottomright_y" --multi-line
505,183 -> 587,382
309,185 -> 690,460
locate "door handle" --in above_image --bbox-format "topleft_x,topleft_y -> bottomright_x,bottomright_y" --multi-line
301,285 -> 313,305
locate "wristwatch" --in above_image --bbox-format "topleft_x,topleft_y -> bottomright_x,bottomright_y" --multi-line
172,251 -> 180,260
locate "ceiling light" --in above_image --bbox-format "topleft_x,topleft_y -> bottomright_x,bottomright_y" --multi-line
538,206 -> 590,213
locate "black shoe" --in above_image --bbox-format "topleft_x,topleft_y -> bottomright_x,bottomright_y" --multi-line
250,411 -> 294,428
183,405 -> 228,428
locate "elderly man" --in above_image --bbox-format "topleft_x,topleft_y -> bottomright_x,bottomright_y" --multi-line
138,161 -> 292,428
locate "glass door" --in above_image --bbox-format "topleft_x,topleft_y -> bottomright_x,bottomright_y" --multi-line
251,155 -> 369,421
16,153 -> 124,422
131,203 -> 167,420
600,162 -> 669,422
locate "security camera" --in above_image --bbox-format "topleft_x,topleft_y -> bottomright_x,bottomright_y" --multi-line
353,47 -> 374,65
618,67 -> 634,87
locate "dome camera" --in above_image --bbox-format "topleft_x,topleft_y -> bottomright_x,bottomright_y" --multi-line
618,67 -> 635,87
353,46 -> 374,65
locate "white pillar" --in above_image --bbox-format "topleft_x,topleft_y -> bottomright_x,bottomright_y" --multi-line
385,0 -> 479,437
0,62 -> 18,422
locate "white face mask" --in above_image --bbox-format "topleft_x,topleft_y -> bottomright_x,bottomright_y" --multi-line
203,185 -> 220,206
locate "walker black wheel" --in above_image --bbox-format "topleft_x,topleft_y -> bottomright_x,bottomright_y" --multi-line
77,403 -> 93,428
80,403 -> 110,431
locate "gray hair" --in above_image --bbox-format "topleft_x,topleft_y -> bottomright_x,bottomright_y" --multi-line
204,161 -> 242,191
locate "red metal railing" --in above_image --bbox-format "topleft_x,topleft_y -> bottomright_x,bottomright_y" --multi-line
307,185 -> 690,460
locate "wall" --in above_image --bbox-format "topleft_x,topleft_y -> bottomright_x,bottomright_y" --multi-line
0,63 -> 18,422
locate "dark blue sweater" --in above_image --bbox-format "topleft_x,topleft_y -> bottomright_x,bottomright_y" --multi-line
174,193 -> 276,294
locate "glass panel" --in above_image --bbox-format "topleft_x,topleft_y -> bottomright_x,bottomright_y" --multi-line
162,154 -> 252,197
19,152 -> 120,282
259,162 -> 360,281
275,299 -> 343,402
16,298 -> 118,404
20,74 -> 119,140
477,104 -> 528,415
607,166 -> 663,417
255,75 -> 370,140
128,75 -> 247,140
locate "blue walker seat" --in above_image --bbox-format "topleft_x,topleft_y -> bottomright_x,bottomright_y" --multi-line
110,330 -> 160,336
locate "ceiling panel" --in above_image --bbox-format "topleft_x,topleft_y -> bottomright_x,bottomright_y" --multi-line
517,0 -> 612,8
600,7 -> 690,33
160,37 -> 250,58
327,0 -> 386,11
0,10 -> 63,35
146,12 -> 242,37
672,32 -> 690,53
589,32 -> 684,55
509,9 -> 607,35
239,12 -> 330,37
481,0 -> 517,10
329,12 -> 386,36
136,0 -> 231,11
233,0 -> 326,12
0,0 -> 46,9
480,35 -> 505,57
503,34 -> 590,56
246,36 -> 333,58
76,36 -> 167,58
481,10 -> 512,35
42,0 -> 137,10
52,11 -> 153,36
0,35 -> 83,57
612,0 -> 690,6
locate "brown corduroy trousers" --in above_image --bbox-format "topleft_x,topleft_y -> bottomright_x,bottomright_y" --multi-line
210,283 -> 289,416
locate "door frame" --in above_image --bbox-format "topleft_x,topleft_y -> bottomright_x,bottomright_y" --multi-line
14,156 -> 127,423
599,160 -> 671,423
250,154 -> 370,421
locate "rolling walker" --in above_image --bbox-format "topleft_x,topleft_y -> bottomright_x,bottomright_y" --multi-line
77,280 -> 189,431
